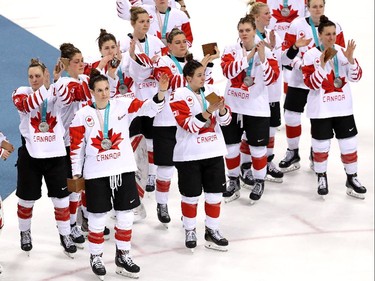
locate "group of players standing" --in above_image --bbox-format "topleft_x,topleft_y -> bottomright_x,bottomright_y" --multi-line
0,0 -> 367,279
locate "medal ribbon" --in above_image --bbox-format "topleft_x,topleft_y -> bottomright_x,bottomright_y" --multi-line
309,17 -> 320,47
170,54 -> 183,74
117,69 -> 125,86
135,36 -> 150,56
187,85 -> 207,110
156,7 -> 171,40
256,29 -> 265,40
333,46 -> 339,79
41,99 -> 48,122
283,0 -> 288,8
94,102 -> 110,139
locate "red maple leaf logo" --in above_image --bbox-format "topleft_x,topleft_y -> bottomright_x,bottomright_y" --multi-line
91,128 -> 124,153
272,5 -> 299,23
322,71 -> 346,93
30,112 -> 58,133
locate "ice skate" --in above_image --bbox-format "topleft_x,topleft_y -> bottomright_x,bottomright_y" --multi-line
249,179 -> 265,204
185,228 -> 197,252
20,229 -> 32,256
133,202 -> 147,222
346,173 -> 366,200
316,172 -> 328,198
265,155 -> 283,183
115,248 -> 140,279
279,148 -> 301,173
70,223 -> 85,249
90,253 -> 106,280
204,227 -> 228,252
157,203 -> 170,228
223,176 -> 240,203
240,162 -> 255,189
60,234 -> 77,259
145,174 -> 156,192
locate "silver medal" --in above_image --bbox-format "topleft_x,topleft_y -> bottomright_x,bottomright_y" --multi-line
281,7 -> 290,17
119,84 -> 128,95
243,76 -> 254,87
333,77 -> 343,88
101,138 -> 112,150
204,119 -> 211,128
38,122 -> 50,133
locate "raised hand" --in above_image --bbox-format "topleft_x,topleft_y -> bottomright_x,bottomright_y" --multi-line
341,39 -> 356,64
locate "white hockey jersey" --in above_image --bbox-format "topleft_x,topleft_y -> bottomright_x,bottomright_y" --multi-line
119,34 -> 165,100
302,44 -> 362,119
70,97 -> 164,179
254,28 -> 283,102
12,85 -> 68,158
281,17 -> 345,89
152,54 -> 214,127
170,84 -> 231,162
117,0 -> 193,46
220,43 -> 280,117
257,0 -> 308,40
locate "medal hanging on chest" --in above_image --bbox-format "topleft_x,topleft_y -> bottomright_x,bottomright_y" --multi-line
39,99 -> 49,133
333,77 -> 343,88
281,7 -> 290,17
281,0 -> 290,17
204,118 -> 211,128
244,55 -> 254,87
243,76 -> 254,87
95,102 -> 112,151
101,138 -> 113,150
332,52 -> 343,89
39,122 -> 50,133
118,84 -> 128,95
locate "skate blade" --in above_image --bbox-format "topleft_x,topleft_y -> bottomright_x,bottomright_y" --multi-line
249,199 -> 258,205
95,275 -> 105,281
161,223 -> 169,229
63,251 -> 75,259
279,163 -> 300,173
240,182 -> 253,190
346,188 -> 365,200
116,267 -> 139,279
104,235 -> 110,241
224,191 -> 240,203
75,243 -> 85,249
204,242 -> 228,252
265,176 -> 283,183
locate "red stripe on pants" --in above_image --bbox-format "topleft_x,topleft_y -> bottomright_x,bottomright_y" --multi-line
181,202 -> 197,218
286,125 -> 301,139
205,202 -> 221,218
115,227 -> 132,242
17,204 -> 33,220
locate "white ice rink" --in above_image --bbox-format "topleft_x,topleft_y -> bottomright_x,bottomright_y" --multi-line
0,0 -> 373,280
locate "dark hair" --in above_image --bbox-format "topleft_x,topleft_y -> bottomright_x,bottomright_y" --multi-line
28,58 -> 46,72
130,6 -> 149,25
307,0 -> 326,8
237,14 -> 256,30
88,68 -> 108,90
59,43 -> 81,60
166,28 -> 193,60
318,15 -> 336,34
97,29 -> 117,50
182,59 -> 203,78
167,28 -> 185,44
